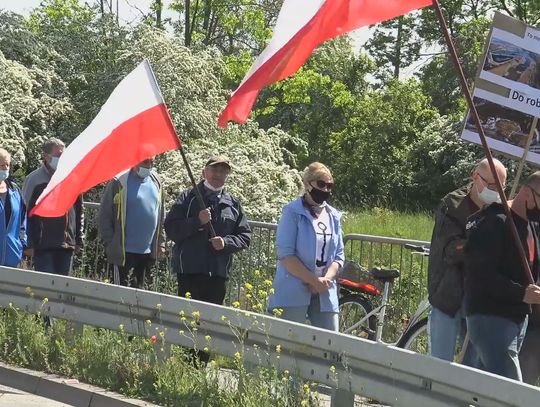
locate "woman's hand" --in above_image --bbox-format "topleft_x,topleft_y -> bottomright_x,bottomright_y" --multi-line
308,277 -> 332,293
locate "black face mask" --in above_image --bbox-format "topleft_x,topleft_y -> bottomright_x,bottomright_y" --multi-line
309,187 -> 331,204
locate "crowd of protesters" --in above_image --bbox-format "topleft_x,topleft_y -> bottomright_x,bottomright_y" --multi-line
2,139 -> 540,390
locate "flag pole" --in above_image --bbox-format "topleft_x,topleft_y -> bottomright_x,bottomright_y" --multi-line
144,59 -> 216,238
510,117 -> 539,198
432,0 -> 534,285
178,146 -> 216,237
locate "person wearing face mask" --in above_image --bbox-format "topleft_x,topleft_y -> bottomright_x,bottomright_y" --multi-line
22,138 -> 84,275
463,171 -> 540,380
98,157 -> 166,288
268,162 -> 351,407
269,161 -> 343,326
427,158 -> 507,363
165,156 -> 251,306
269,161 -> 343,329
0,148 -> 27,267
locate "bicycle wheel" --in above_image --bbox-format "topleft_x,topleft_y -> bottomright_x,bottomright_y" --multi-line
339,294 -> 377,340
396,317 -> 429,355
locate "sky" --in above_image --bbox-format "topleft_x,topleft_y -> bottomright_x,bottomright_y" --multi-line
1,0 -> 371,41
0,1 -> 429,78
0,0 -> 176,24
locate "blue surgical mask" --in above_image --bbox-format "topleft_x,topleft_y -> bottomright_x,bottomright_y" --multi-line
49,156 -> 60,171
137,167 -> 151,179
0,169 -> 8,181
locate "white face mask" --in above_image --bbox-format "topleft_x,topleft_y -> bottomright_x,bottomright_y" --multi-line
137,166 -> 151,179
0,169 -> 8,182
49,156 -> 60,171
204,180 -> 222,193
477,184 -> 501,205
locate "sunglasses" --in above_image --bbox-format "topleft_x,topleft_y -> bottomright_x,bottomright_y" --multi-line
313,180 -> 335,190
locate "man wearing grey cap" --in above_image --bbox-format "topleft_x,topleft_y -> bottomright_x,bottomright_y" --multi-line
165,156 -> 251,308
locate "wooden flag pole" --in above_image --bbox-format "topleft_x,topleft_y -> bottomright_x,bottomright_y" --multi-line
178,146 -> 217,238
510,117 -> 539,198
144,59 -> 216,238
432,0 -> 534,285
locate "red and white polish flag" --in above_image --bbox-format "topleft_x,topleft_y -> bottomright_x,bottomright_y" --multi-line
31,60 -> 180,217
218,0 -> 432,128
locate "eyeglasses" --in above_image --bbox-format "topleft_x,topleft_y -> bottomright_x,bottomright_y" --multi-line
478,173 -> 505,191
312,180 -> 335,190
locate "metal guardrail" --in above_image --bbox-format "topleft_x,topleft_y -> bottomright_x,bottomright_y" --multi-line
0,266 -> 539,407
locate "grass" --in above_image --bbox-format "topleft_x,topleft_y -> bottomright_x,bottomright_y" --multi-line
0,304 -> 321,407
342,207 -> 434,241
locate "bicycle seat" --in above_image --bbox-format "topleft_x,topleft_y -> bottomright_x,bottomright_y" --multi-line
337,278 -> 381,296
370,267 -> 400,282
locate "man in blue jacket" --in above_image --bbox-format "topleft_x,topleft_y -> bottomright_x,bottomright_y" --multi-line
165,156 -> 251,305
0,148 -> 26,267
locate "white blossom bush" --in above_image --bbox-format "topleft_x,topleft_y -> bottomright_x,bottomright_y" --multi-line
0,11 -> 303,220
121,27 -> 305,221
0,49 -> 73,172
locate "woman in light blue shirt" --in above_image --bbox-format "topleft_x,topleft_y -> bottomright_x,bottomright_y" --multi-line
269,162 -> 344,331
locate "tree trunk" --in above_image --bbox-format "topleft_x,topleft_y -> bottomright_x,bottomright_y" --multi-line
155,0 -> 162,29
184,0 -> 191,46
394,16 -> 403,79
203,0 -> 212,33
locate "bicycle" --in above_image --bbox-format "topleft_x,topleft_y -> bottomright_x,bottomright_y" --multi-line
337,244 -> 431,353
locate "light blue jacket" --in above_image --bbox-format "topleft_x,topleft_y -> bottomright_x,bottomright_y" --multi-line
0,182 -> 27,267
268,197 -> 344,312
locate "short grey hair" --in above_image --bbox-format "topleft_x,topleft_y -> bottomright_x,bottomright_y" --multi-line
0,148 -> 10,161
42,138 -> 65,154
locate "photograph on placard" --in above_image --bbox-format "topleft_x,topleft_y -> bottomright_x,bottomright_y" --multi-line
461,94 -> 540,166
464,96 -> 538,150
482,37 -> 540,89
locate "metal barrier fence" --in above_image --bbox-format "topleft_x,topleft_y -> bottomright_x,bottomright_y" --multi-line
78,203 -> 279,304
1,265 -> 539,407
79,203 -> 428,336
342,234 -> 430,342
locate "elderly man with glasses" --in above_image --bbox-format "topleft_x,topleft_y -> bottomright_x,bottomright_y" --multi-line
463,171 -> 540,380
427,158 -> 507,364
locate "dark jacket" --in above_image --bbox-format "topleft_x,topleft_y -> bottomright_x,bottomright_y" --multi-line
22,165 -> 84,251
0,180 -> 27,266
427,186 -> 479,316
164,182 -> 251,279
464,203 -> 539,323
